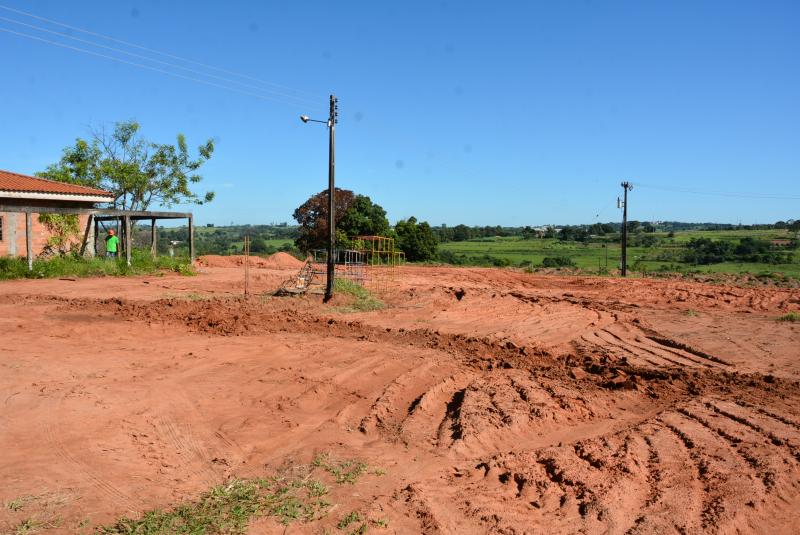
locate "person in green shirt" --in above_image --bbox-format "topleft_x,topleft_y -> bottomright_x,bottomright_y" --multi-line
105,229 -> 120,258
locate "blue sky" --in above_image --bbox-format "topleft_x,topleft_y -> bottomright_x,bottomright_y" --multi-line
0,0 -> 797,226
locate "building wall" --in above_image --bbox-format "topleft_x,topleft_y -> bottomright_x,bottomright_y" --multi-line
0,208 -> 94,258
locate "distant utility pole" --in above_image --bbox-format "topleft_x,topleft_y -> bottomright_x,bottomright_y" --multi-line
619,181 -> 633,276
300,94 -> 339,302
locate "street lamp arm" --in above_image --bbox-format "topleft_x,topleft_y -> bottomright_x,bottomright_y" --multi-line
300,115 -> 329,125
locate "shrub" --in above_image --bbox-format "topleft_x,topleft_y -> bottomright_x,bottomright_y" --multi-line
540,256 -> 577,268
0,250 -> 194,280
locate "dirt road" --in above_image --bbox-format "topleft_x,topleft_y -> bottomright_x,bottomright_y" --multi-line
1,265 -> 799,533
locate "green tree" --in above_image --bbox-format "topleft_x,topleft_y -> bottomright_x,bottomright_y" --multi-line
394,217 -> 438,261
293,188 -> 356,252
337,195 -> 390,239
39,120 -> 216,211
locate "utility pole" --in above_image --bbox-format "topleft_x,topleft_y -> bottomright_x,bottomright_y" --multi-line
325,95 -> 338,302
619,181 -> 633,276
300,94 -> 339,302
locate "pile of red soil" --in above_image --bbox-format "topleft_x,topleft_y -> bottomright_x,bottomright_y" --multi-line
261,252 -> 305,269
196,252 -> 305,270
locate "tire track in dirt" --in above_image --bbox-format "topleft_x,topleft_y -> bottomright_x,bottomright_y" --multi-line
29,294 -> 799,533
40,392 -> 140,513
396,391 -> 800,534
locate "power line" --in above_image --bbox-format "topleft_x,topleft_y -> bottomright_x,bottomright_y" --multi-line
0,26 -> 316,108
0,3 -> 324,100
0,14 -> 319,107
633,182 -> 800,200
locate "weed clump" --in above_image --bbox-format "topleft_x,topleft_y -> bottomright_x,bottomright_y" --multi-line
100,476 -> 330,534
313,452 -> 369,484
777,311 -> 800,322
332,279 -> 385,312
98,454 -> 384,534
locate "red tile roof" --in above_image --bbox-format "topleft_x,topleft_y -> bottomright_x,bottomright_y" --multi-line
0,169 -> 113,197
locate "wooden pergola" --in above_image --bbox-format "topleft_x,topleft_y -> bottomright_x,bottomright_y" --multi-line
0,204 -> 194,270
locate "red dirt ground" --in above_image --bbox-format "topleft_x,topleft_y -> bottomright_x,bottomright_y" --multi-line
1,264 -> 799,533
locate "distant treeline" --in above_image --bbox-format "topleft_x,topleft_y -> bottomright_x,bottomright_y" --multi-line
155,224 -> 300,256
432,219 -> 800,243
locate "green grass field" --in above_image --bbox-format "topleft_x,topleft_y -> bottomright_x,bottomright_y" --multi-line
438,230 -> 800,278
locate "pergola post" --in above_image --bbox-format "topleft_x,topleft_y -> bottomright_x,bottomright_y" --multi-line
25,211 -> 33,271
150,218 -> 157,258
124,215 -> 132,266
82,214 -> 95,257
188,215 -> 195,263
94,218 -> 99,257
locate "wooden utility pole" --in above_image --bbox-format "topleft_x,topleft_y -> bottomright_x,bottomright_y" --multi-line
620,181 -> 633,277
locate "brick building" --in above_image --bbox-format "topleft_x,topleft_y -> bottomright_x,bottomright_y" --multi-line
0,170 -> 113,258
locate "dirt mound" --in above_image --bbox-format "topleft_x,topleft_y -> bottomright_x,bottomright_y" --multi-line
261,251 -> 305,269
195,254 -> 248,267
196,252 -> 305,270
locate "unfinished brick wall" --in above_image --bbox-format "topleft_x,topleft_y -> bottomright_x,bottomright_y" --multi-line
0,212 -> 92,258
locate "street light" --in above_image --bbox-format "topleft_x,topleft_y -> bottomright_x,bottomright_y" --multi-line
300,94 -> 338,302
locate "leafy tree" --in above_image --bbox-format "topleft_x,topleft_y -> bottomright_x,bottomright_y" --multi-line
337,195 -> 390,239
249,237 -> 273,254
293,188 -> 356,252
683,238 -> 734,264
39,120 -> 215,211
452,224 -> 471,242
394,217 -> 438,261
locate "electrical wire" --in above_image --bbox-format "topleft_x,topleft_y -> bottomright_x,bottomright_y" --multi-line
633,182 -> 800,200
0,26 -> 318,108
0,3 -> 325,100
0,14 -> 320,107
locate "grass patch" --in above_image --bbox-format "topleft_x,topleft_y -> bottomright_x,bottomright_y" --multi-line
0,250 -> 195,281
10,517 -> 61,534
6,495 -> 35,512
98,454 -> 382,534
100,476 -> 330,534
332,278 -> 385,312
313,453 -> 369,485
777,311 -> 800,322
337,511 -> 362,530
685,309 -> 699,317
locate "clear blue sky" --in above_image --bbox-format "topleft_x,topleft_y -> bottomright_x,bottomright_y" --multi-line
1,0 -> 798,226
